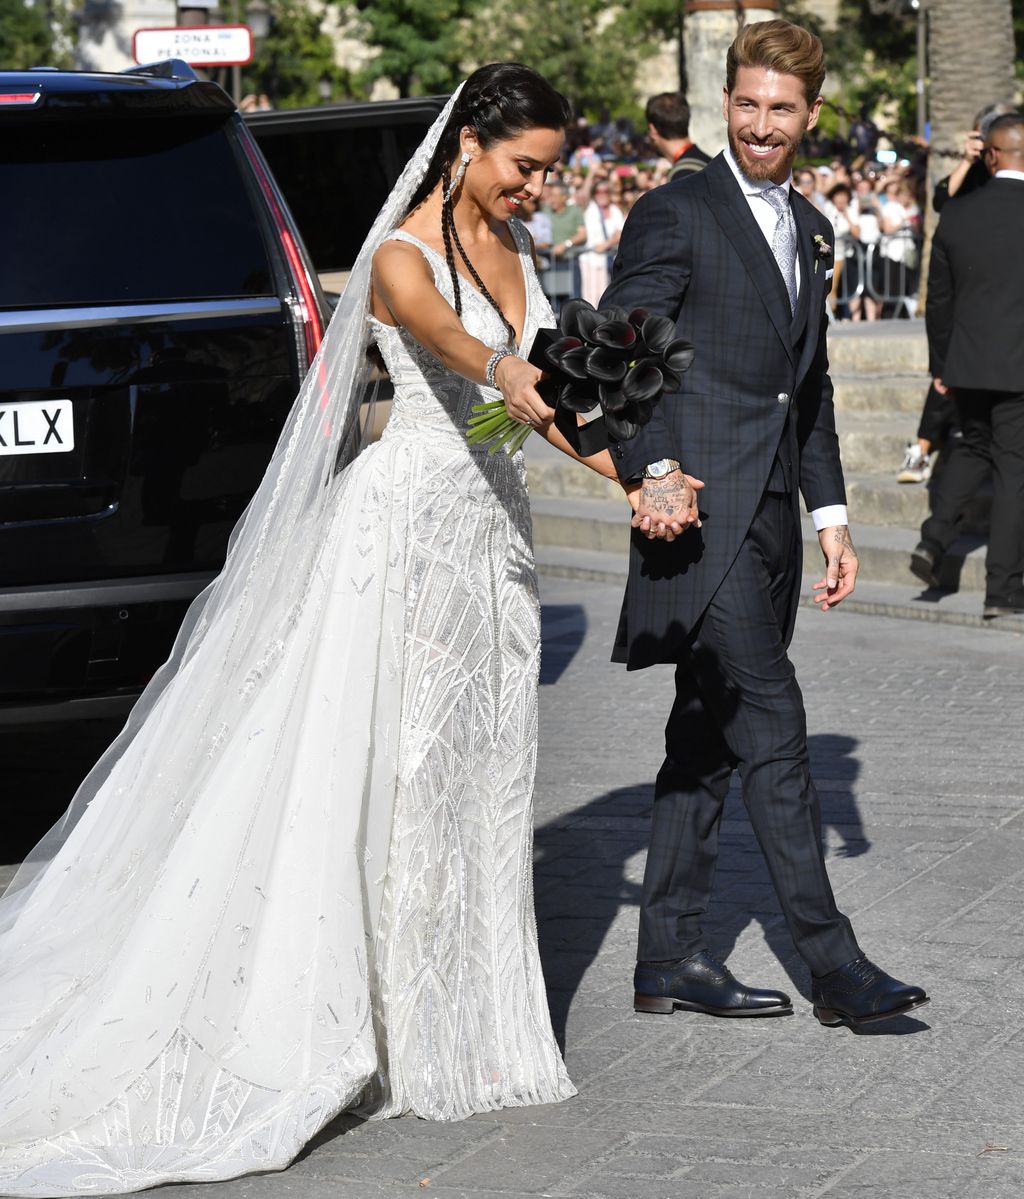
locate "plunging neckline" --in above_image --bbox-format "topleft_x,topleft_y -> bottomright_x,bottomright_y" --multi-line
387,226 -> 531,351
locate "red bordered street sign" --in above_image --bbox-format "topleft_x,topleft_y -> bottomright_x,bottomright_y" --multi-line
133,25 -> 254,67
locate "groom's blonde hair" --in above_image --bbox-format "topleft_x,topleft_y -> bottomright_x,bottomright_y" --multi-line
726,19 -> 826,102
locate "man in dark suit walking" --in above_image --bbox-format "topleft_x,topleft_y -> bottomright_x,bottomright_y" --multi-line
602,19 -> 926,1029
914,114 -> 1024,618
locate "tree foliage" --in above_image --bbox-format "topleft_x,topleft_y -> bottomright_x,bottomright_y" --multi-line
242,0 -> 354,108
0,0 -> 72,69
353,0 -> 475,97
461,0 -> 675,117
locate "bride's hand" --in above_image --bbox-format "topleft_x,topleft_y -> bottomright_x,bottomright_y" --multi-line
624,482 -> 642,513
495,357 -> 552,427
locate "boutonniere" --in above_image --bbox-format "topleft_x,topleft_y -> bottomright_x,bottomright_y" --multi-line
812,233 -> 833,274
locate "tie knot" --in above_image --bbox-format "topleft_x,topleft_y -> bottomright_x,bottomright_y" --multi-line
759,184 -> 790,216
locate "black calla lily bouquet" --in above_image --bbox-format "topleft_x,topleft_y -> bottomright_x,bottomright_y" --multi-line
466,299 -> 695,456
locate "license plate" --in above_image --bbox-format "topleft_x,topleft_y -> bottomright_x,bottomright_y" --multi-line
0,400 -> 75,456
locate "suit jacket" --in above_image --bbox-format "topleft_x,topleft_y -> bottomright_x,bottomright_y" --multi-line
601,152 -> 844,670
926,176 -> 1024,392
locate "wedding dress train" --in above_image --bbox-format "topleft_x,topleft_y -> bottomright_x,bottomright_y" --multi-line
0,217 -> 574,1196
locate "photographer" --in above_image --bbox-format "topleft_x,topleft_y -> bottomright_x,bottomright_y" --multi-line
933,103 -> 1017,212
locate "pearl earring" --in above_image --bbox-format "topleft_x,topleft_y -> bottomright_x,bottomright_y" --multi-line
445,152 -> 471,201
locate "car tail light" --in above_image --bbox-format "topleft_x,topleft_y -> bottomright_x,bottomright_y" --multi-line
239,132 -> 323,372
0,91 -> 42,106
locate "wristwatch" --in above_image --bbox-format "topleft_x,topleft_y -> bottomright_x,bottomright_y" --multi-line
643,458 -> 680,479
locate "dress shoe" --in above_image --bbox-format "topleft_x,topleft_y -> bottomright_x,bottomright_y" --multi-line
983,589 -> 1024,619
634,950 -> 792,1018
909,541 -> 940,588
812,955 -> 928,1028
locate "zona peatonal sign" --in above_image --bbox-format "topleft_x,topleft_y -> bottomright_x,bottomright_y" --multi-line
133,25 -> 254,67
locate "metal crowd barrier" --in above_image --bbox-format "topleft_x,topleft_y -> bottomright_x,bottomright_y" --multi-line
539,258 -> 580,313
833,230 -> 922,320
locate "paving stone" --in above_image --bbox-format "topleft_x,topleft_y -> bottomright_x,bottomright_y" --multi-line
6,574 -> 1024,1199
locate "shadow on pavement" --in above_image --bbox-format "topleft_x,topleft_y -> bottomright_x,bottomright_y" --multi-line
540,603 -> 587,686
534,730 -> 927,1043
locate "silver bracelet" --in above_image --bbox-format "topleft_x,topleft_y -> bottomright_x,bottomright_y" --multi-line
485,349 -> 514,390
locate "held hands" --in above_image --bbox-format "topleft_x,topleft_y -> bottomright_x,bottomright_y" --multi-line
631,469 -> 704,542
812,524 -> 859,610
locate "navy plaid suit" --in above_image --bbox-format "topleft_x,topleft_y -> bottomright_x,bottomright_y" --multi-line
602,153 -> 860,976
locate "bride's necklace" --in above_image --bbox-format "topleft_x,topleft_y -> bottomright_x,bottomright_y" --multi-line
441,178 -> 517,351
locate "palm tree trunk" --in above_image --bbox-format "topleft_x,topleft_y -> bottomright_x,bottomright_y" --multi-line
920,0 -> 1015,304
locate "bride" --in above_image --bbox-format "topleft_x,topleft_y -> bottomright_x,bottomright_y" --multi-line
0,64 -> 652,1196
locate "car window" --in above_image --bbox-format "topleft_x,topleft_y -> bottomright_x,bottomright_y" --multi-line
255,123 -> 431,273
2,116 -> 273,309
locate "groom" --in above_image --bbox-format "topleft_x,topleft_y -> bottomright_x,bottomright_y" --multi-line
602,19 -> 927,1029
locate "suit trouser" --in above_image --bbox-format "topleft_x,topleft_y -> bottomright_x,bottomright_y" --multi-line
920,388 -> 1024,600
637,492 -> 861,978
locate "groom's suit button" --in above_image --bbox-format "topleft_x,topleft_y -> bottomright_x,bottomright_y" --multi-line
777,392 -> 790,403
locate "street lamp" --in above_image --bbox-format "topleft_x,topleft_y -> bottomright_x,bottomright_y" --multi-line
245,0 -> 271,43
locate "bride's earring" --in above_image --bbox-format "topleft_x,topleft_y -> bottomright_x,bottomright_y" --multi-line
445,152 -> 471,201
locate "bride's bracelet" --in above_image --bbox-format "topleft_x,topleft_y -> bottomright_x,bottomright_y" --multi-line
485,349 -> 515,390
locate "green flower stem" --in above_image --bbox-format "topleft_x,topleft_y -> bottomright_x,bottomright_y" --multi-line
464,397 -> 537,454
466,414 -> 513,444
486,422 -> 523,454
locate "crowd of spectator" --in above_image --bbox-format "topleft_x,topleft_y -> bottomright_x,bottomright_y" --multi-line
519,91 -> 933,320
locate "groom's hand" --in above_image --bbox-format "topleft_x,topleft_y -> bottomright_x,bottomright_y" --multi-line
812,524 -> 859,609
632,470 -> 704,541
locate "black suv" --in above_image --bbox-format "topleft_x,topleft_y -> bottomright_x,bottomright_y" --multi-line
0,61 -> 329,722
244,96 -> 447,288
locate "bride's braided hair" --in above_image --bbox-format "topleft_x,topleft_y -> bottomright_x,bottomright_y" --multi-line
406,63 -> 571,344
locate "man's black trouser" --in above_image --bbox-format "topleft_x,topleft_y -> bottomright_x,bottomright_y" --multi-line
637,492 -> 861,978
920,388 -> 1024,601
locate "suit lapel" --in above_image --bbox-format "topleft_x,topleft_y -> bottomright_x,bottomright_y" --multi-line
789,191 -> 814,342
790,190 -> 828,386
703,155 -> 796,363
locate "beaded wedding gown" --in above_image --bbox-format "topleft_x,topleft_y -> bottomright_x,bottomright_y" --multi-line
0,212 -> 575,1195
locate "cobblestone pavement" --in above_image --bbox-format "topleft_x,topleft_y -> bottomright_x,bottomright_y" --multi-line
7,578 -> 1024,1198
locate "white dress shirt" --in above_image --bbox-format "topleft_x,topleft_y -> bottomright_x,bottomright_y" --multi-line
994,169 -> 1024,181
722,146 -> 848,532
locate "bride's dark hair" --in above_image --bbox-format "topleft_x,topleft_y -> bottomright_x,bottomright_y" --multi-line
405,63 -> 572,345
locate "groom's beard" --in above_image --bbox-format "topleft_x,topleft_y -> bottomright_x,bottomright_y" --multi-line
728,128 -> 800,184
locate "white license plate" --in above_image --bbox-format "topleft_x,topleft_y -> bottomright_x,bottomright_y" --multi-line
0,400 -> 75,456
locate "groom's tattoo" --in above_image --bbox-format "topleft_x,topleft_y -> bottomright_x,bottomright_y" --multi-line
831,524 -> 857,558
641,475 -> 690,517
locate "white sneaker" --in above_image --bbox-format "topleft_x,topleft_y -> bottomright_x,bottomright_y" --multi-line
897,443 -> 932,484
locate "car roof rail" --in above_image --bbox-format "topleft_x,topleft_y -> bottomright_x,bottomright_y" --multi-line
122,60 -> 199,82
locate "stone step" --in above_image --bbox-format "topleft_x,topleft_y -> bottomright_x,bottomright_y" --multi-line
525,445 -> 986,532
831,373 -> 929,416
534,545 -> 1022,633
844,471 -> 989,529
529,494 -> 990,593
836,413 -> 916,475
826,320 -> 929,374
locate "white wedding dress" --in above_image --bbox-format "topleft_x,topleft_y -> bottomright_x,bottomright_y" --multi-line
0,217 -> 575,1197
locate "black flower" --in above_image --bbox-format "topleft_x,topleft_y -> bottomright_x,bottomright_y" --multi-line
526,298 -> 695,453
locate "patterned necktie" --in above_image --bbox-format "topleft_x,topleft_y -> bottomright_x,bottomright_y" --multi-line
759,184 -> 798,314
